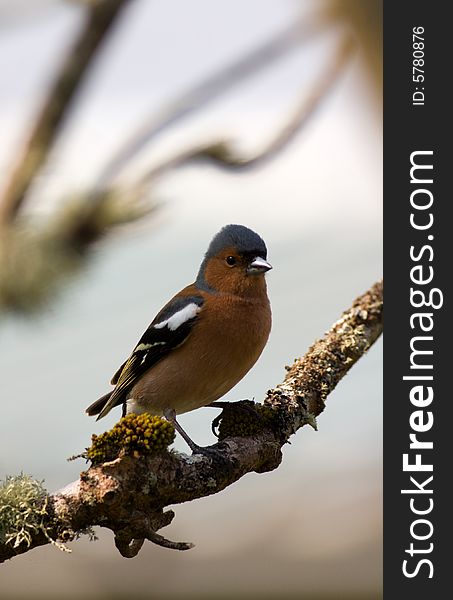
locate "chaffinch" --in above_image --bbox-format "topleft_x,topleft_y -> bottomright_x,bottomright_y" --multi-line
86,224 -> 272,451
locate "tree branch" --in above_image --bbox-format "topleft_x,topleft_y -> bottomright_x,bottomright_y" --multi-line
96,15 -> 325,188
133,35 -> 354,187
0,280 -> 382,563
0,0 -> 131,226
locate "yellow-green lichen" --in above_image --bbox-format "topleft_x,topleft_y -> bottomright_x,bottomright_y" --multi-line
0,473 -> 68,551
216,402 -> 276,441
87,413 -> 175,464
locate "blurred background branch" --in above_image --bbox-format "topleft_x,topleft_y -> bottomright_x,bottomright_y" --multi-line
96,13 -> 324,188
0,0 -> 131,226
133,34 -> 354,189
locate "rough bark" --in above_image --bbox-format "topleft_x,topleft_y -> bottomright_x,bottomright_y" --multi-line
0,280 -> 382,563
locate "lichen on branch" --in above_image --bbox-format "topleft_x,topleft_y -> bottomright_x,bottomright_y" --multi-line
0,474 -> 68,553
85,413 -> 175,464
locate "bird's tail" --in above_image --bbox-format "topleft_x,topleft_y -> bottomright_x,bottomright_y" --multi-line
86,392 -> 113,417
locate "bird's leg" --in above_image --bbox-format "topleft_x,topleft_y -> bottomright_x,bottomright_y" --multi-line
164,408 -> 228,462
163,409 -> 200,453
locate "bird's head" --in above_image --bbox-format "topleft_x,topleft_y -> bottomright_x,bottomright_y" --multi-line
196,224 -> 272,296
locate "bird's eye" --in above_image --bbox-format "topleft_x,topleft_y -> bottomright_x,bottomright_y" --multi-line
226,256 -> 237,267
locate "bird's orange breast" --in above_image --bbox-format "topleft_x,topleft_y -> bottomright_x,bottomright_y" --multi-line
129,293 -> 271,416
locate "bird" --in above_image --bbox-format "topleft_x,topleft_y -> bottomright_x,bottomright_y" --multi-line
86,224 -> 272,452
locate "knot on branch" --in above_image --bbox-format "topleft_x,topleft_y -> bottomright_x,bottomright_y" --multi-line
112,508 -> 192,557
212,400 -> 277,440
114,533 -> 144,558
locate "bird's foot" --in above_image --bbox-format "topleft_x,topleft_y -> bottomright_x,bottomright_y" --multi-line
164,408 -> 227,462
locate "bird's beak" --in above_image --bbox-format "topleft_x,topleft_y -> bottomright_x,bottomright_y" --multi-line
247,256 -> 273,274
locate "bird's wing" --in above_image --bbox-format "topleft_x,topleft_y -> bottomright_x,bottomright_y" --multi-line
96,294 -> 204,420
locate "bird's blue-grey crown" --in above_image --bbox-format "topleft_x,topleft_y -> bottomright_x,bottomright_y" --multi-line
196,224 -> 267,290
205,224 -> 267,259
